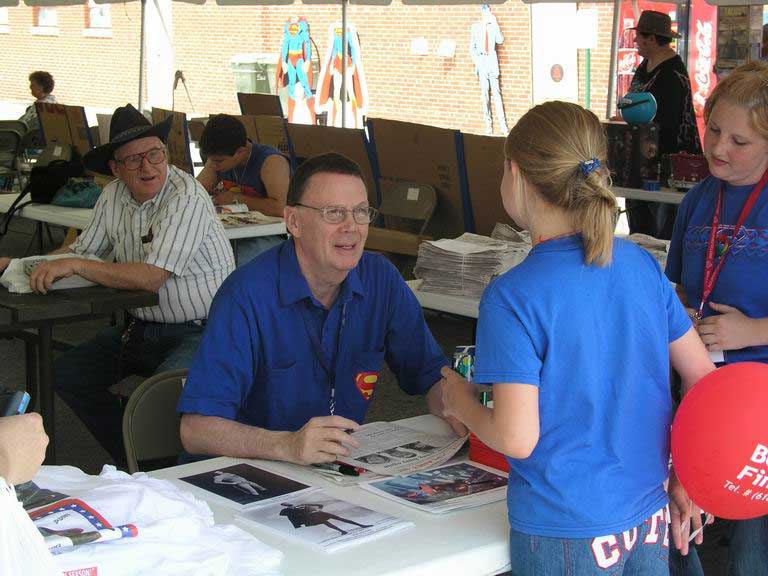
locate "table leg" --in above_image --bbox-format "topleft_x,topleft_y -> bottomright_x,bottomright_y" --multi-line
37,325 -> 56,463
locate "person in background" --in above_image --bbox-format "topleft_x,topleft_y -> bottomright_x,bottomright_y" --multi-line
0,413 -> 48,485
666,61 -> 768,576
0,104 -> 235,466
19,71 -> 57,133
178,153 -> 464,465
439,100 -> 714,574
626,10 -> 701,240
197,114 -> 290,265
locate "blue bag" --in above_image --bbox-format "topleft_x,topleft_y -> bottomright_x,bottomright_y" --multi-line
51,177 -> 102,208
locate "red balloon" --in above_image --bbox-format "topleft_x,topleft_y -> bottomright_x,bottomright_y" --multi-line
672,362 -> 768,520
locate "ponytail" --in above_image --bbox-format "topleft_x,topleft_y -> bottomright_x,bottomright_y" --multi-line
570,169 -> 617,266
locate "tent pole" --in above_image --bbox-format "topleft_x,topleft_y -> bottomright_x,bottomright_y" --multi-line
605,0 -> 621,119
341,0 -> 347,128
139,0 -> 147,111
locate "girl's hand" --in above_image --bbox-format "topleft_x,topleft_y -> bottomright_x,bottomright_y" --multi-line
698,302 -> 759,351
439,366 -> 477,421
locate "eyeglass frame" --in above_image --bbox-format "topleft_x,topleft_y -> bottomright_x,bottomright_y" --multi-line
113,146 -> 167,171
293,202 -> 379,225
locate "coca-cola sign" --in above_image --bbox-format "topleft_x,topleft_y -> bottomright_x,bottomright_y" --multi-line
688,1 -> 718,140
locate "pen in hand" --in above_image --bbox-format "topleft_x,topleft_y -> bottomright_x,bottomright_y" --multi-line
312,462 -> 361,476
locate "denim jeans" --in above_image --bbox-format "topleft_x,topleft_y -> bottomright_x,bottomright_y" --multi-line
669,544 -> 704,576
509,508 -> 670,575
728,516 -> 768,576
54,321 -> 204,465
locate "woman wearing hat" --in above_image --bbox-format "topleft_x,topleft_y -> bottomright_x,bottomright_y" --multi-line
626,10 -> 701,240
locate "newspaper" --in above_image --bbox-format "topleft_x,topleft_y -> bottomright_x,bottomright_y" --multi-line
236,488 -> 413,553
362,461 -> 508,514
218,210 -> 284,229
336,421 -> 468,476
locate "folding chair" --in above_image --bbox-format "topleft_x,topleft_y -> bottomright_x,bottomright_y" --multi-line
122,369 -> 187,474
365,179 -> 437,257
0,129 -> 23,191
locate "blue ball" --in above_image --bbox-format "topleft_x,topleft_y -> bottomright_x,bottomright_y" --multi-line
618,92 -> 658,125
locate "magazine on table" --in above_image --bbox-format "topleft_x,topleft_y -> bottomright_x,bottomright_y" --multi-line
362,461 -> 508,514
179,463 -> 313,510
336,420 -> 468,476
236,488 -> 413,553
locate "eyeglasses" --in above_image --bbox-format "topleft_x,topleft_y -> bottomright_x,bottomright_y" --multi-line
115,147 -> 166,171
294,203 -> 379,224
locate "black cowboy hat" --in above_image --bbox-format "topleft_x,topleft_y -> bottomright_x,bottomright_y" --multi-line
83,104 -> 173,175
628,10 -> 681,39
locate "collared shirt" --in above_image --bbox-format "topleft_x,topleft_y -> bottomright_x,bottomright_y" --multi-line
70,165 -> 235,323
19,94 -> 57,131
178,239 -> 447,431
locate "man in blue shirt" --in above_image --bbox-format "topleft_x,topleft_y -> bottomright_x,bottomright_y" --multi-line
178,153 -> 461,464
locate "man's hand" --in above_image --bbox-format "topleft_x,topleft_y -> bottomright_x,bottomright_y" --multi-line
212,190 -> 238,206
0,413 -> 49,485
668,468 -> 705,555
28,258 -> 83,294
698,302 -> 759,351
0,257 -> 10,273
283,415 -> 360,465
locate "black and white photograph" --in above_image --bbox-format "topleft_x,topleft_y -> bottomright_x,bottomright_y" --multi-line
180,463 -> 311,507
237,488 -> 413,552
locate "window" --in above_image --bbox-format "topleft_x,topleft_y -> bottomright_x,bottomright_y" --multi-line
87,1 -> 111,29
32,7 -> 58,35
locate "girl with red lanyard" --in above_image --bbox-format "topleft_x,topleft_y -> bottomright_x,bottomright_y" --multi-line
666,61 -> 768,575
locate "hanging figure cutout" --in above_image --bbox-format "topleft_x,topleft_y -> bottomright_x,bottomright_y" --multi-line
315,22 -> 369,128
470,5 -> 508,135
277,16 -> 315,124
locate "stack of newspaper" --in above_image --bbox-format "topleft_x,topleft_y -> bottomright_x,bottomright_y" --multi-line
414,232 -> 530,298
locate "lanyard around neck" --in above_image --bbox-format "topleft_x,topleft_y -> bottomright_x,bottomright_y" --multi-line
299,299 -> 348,416
698,169 -> 768,319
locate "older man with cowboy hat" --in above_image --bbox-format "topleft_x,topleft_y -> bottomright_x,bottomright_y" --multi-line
0,104 -> 234,465
624,10 -> 702,241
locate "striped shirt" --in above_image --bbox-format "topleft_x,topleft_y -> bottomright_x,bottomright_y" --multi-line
71,165 -> 235,323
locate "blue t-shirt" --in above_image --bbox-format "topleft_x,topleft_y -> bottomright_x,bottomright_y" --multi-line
217,141 -> 283,198
178,239 -> 447,431
666,176 -> 768,364
474,236 -> 690,538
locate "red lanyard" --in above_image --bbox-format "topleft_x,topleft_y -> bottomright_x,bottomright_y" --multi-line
698,169 -> 768,319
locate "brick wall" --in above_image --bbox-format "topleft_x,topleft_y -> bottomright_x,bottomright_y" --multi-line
1,1 -> 616,134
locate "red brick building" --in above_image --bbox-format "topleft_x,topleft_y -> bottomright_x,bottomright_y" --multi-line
0,1 -> 616,133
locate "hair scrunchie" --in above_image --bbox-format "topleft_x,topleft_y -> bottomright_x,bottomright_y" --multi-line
579,158 -> 601,177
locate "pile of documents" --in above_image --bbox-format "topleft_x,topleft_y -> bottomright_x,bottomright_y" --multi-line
414,232 -> 530,298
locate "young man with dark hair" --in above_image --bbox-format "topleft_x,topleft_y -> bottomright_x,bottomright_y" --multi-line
197,114 -> 291,263
178,153 -> 465,465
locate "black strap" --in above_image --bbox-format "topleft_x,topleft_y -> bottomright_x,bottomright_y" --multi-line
0,190 -> 32,236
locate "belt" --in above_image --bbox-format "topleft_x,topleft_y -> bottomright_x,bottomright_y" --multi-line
127,314 -> 206,328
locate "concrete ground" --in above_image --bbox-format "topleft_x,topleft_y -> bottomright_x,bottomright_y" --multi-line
0,217 -> 728,574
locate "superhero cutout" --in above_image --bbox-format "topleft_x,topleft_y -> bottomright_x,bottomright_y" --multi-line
276,16 -> 315,124
315,22 -> 369,128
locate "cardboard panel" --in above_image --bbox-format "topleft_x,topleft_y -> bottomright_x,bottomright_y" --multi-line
462,133 -> 514,235
234,115 -> 259,142
252,115 -> 293,159
237,93 -> 284,117
36,103 -> 93,157
151,108 -> 194,175
368,118 -> 464,239
287,123 -> 377,204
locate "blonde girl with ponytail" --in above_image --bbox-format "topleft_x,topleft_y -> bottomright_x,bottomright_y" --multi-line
440,101 -> 713,575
